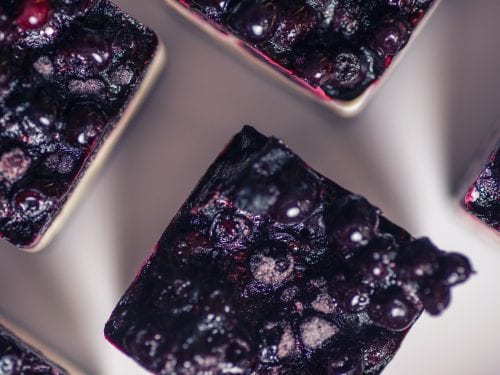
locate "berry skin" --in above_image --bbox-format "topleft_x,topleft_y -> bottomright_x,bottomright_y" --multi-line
438,253 -> 474,287
56,31 -> 112,77
228,0 -> 279,44
321,48 -> 381,101
65,102 -> 107,147
371,17 -> 411,57
270,4 -> 318,53
418,281 -> 450,315
16,0 -> 52,31
325,195 -> 380,252
297,52 -> 336,87
14,189 -> 52,219
396,237 -> 440,283
369,287 -> 420,332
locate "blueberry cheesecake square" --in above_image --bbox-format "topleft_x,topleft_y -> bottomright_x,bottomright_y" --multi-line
105,126 -> 473,374
165,0 -> 439,116
0,316 -> 84,374
0,0 -> 166,250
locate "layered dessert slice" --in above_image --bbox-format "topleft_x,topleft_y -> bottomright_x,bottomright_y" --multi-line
0,0 -> 166,250
0,316 -> 83,374
164,0 -> 440,116
105,126 -> 473,374
462,140 -> 499,233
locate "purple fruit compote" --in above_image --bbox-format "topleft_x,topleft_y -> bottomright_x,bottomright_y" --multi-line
0,323 -> 67,374
105,126 -> 473,374
168,0 -> 437,107
463,144 -> 500,232
0,0 -> 162,250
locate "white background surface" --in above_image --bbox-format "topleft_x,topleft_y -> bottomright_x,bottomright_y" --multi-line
1,0 -> 499,374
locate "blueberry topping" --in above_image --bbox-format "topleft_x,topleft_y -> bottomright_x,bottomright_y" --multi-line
0,0 -> 160,248
105,126 -> 472,374
180,0 -> 435,100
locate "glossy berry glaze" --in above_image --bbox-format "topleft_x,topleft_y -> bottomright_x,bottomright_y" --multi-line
0,323 -> 67,374
105,126 -> 473,374
0,0 -> 159,248
174,0 -> 435,101
464,144 -> 500,232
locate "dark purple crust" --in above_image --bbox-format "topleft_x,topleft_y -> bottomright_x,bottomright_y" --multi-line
463,144 -> 500,232
173,0 -> 436,101
0,0 -> 159,248
0,323 -> 67,374
105,126 -> 472,374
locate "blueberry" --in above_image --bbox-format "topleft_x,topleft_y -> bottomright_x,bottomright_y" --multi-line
44,151 -> 77,175
396,238 -> 439,283
269,168 -> 320,224
371,17 -> 411,56
315,346 -> 364,375
270,4 -> 318,52
228,0 -> 280,44
369,288 -> 420,331
332,0 -> 376,39
65,102 -> 107,147
321,48 -> 381,100
418,281 -> 450,315
357,238 -> 396,285
325,195 -> 379,252
438,252 -> 473,287
56,30 -> 111,76
16,0 -> 52,31
343,285 -> 370,313
296,52 -> 335,87
14,189 -> 52,219
0,354 -> 21,374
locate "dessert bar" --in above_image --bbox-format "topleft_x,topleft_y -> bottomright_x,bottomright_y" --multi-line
105,126 -> 473,374
165,0 -> 440,116
0,0 -> 165,250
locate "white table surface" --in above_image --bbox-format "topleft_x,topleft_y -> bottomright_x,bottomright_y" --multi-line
1,0 -> 499,374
